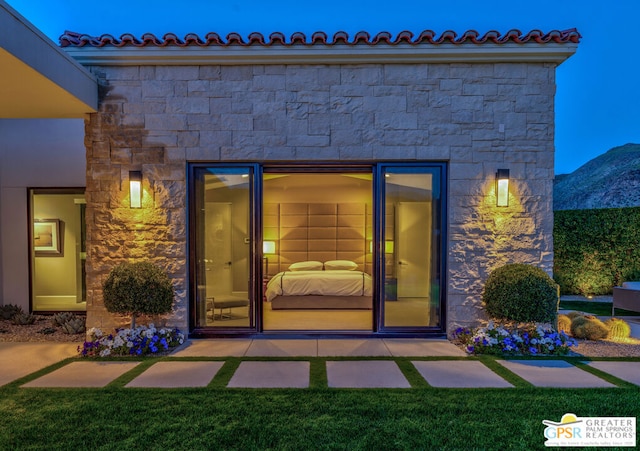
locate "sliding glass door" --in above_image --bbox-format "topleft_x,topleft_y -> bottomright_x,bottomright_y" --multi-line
191,166 -> 258,330
379,165 -> 445,330
189,162 -> 445,335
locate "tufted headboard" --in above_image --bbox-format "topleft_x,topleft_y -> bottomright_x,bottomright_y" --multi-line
263,203 -> 372,275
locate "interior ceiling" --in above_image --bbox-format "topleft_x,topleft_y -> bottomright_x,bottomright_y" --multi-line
0,48 -> 94,118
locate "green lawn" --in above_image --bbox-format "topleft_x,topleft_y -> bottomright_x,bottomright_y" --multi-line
559,300 -> 640,317
1,357 -> 639,450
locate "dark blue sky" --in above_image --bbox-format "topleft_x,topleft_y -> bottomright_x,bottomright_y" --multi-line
8,0 -> 639,174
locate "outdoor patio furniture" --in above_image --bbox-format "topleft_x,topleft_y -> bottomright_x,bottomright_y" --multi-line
612,281 -> 640,315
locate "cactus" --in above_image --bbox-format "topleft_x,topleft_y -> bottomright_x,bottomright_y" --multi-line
565,311 -> 584,320
11,313 -> 36,325
61,317 -> 86,335
52,312 -> 75,327
605,318 -> 631,341
1,304 -> 23,320
557,314 -> 572,334
570,315 -> 609,340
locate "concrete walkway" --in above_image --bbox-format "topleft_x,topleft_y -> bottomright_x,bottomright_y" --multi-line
3,338 -> 639,390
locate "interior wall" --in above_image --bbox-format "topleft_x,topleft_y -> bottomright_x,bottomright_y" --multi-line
0,119 -> 85,310
264,174 -> 373,275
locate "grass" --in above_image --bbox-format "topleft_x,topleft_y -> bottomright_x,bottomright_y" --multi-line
1,356 -> 640,450
559,300 -> 640,316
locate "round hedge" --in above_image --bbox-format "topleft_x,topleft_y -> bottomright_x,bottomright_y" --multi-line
103,262 -> 174,323
482,263 -> 558,323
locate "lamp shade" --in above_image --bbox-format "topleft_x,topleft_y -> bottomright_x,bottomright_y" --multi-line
496,169 -> 509,207
129,171 -> 142,208
263,241 -> 276,254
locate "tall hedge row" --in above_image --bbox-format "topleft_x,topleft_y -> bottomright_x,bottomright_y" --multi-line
554,207 -> 640,295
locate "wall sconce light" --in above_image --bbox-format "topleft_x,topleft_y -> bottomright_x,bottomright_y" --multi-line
129,171 -> 142,208
369,241 -> 395,253
263,241 -> 276,277
263,241 -> 276,254
384,241 -> 394,254
496,169 -> 509,207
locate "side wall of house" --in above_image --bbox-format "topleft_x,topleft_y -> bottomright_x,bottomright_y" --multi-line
0,119 -> 86,310
84,62 -> 556,333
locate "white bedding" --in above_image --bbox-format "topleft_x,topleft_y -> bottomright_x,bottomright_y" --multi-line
265,270 -> 372,302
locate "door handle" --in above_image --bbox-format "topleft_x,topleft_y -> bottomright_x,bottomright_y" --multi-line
398,261 -> 408,266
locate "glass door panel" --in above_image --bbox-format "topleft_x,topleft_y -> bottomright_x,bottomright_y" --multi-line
193,167 -> 254,329
381,167 -> 443,329
30,189 -> 86,312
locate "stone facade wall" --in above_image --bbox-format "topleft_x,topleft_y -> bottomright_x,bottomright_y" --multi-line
84,62 -> 556,333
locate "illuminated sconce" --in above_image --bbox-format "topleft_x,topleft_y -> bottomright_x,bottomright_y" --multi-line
369,241 -> 395,253
129,171 -> 142,208
263,241 -> 276,254
263,241 -> 276,276
384,241 -> 394,254
496,169 -> 509,207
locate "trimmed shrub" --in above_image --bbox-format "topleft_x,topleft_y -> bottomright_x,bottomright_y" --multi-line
570,315 -> 609,340
103,261 -> 174,328
482,263 -> 559,323
605,318 -> 631,341
557,314 -> 572,334
554,207 -> 640,295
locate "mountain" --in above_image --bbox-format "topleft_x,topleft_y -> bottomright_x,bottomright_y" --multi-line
554,143 -> 640,211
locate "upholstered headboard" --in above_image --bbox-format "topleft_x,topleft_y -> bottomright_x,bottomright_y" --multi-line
264,203 -> 371,275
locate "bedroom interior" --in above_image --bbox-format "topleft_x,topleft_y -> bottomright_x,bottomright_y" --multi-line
193,167 -> 441,333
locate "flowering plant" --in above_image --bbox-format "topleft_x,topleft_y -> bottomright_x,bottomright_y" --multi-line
454,321 -> 577,356
78,324 -> 185,357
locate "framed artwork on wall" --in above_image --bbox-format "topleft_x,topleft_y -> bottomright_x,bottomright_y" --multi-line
34,219 -> 62,256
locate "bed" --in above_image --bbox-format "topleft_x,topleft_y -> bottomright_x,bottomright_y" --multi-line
265,268 -> 373,310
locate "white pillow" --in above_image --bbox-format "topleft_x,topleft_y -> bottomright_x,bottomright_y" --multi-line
324,260 -> 358,271
288,261 -> 323,271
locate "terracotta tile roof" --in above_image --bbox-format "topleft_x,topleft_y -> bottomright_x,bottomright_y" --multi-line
59,29 -> 581,48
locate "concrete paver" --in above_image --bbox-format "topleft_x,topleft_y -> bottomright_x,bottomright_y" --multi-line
171,339 -> 251,357
0,342 -> 80,387
22,361 -> 140,388
318,339 -> 391,357
583,361 -> 640,386
126,361 -> 225,388
326,360 -> 411,388
245,339 -> 318,357
413,360 -> 513,388
384,338 -> 467,357
227,361 -> 310,388
496,360 -> 616,388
